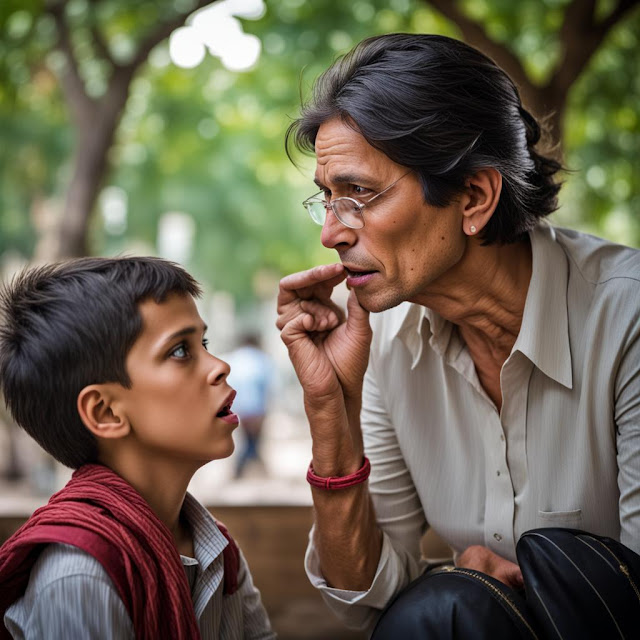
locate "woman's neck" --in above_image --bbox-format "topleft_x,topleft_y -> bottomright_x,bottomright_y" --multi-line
412,236 -> 533,351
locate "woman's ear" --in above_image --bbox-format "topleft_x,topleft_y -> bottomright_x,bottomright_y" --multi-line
77,384 -> 130,440
461,168 -> 502,237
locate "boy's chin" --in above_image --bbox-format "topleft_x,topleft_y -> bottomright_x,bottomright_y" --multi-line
213,439 -> 235,461
195,437 -> 235,467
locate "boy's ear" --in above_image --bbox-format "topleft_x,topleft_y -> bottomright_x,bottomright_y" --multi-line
77,384 -> 130,440
461,167 -> 502,237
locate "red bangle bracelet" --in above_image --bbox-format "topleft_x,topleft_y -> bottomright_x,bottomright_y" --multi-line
306,456 -> 371,490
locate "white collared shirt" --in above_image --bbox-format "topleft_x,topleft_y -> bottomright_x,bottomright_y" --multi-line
305,223 -> 640,633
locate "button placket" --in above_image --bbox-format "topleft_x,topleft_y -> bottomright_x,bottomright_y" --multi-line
482,404 -> 514,553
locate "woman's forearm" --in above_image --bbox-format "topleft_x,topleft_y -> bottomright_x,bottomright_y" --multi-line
306,397 -> 382,590
311,482 -> 383,590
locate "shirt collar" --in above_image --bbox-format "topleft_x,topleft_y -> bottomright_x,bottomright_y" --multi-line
395,303 -> 452,369
393,223 -> 572,388
512,223 -> 572,388
181,492 -> 228,572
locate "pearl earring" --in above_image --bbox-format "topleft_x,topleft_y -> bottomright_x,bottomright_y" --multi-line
470,225 -> 477,234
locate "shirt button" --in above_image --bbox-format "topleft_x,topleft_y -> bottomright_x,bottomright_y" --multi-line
500,434 -> 505,441
494,533 -> 503,542
496,470 -> 501,476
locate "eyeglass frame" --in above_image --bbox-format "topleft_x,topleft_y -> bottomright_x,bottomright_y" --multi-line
302,170 -> 412,229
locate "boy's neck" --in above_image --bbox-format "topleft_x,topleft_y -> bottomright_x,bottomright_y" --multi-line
100,451 -> 198,557
174,512 -> 196,558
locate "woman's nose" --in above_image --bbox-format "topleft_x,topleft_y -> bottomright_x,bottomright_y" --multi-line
321,208 -> 356,250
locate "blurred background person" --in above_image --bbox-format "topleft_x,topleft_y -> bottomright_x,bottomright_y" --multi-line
226,333 -> 274,479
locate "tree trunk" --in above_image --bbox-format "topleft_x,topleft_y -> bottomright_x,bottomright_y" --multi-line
524,86 -> 567,155
57,128 -> 113,257
56,89 -> 128,258
47,0 -> 215,259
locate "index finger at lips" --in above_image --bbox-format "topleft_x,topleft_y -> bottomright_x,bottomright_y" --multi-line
278,264 -> 345,303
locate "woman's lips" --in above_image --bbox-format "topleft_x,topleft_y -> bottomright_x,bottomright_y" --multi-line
345,270 -> 377,287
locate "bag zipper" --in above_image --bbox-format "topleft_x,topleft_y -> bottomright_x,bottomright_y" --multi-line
436,566 -> 539,639
579,535 -> 640,605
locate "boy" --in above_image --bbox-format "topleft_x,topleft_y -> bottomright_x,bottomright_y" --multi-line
0,257 -> 275,639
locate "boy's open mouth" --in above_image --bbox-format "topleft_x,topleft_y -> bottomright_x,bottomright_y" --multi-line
216,390 -> 236,418
216,403 -> 232,417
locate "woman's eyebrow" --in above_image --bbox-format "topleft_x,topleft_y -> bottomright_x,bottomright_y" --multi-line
313,173 -> 372,189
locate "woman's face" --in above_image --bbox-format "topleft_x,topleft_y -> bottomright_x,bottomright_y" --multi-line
313,118 -> 468,313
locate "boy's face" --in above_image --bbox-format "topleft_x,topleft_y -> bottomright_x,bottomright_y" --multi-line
117,292 -> 238,466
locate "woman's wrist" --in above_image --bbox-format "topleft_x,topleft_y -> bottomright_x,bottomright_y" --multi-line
310,441 -> 364,477
307,456 -> 370,490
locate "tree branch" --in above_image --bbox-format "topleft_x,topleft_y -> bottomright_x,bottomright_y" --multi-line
548,0 -> 640,102
128,0 -> 217,72
559,0 -> 597,41
90,24 -> 116,67
422,0 -> 537,108
46,0 -> 95,123
600,0 -> 640,33
101,1 -> 222,131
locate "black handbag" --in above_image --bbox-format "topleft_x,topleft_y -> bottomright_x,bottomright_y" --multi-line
371,564 -> 540,639
371,528 -> 640,640
516,527 -> 640,639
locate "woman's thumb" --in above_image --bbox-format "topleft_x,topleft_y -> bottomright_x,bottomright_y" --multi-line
346,289 -> 370,332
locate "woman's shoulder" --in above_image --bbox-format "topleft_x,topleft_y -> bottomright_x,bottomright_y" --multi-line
553,225 -> 640,287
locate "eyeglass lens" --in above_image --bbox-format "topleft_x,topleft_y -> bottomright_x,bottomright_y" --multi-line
306,198 -> 364,228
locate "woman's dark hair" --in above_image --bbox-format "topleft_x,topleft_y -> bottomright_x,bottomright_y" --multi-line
0,256 -> 201,468
286,33 -> 563,244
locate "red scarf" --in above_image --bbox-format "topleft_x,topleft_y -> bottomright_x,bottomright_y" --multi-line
0,464 -> 239,640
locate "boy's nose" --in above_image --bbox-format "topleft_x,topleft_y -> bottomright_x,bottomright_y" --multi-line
206,355 -> 230,385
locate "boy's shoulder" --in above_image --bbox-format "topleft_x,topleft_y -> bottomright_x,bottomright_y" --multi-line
23,542 -> 112,591
4,543 -> 133,638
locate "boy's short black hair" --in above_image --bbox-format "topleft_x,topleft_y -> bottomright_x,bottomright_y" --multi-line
0,256 -> 202,469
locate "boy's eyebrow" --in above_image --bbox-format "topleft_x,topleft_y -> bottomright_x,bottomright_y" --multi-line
160,323 -> 208,347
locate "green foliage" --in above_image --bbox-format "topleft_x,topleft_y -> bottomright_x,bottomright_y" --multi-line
557,19 -> 640,244
1,0 -> 639,300
0,7 -> 68,259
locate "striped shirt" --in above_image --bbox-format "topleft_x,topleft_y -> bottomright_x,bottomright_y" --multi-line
4,493 -> 275,639
305,223 -> 640,633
